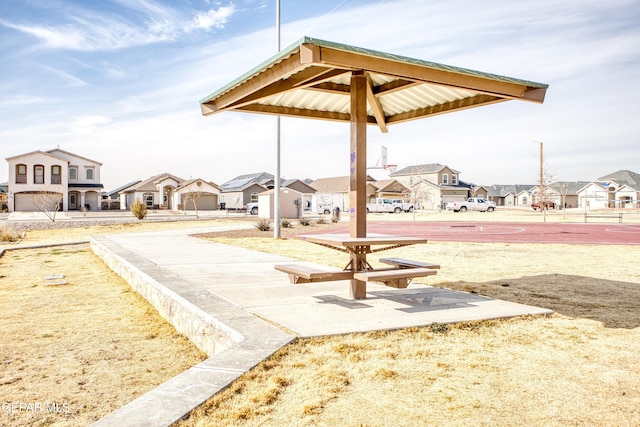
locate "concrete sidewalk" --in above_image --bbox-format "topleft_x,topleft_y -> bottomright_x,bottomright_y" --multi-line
90,226 -> 552,426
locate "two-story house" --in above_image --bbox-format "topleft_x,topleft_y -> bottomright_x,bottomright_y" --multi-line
6,149 -> 103,212
390,163 -> 478,209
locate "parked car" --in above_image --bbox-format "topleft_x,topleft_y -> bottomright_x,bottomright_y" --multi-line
531,201 -> 555,210
246,202 -> 259,215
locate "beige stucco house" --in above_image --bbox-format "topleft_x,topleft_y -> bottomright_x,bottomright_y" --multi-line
390,163 -> 477,209
119,173 -> 184,210
174,179 -> 221,211
6,148 -> 103,212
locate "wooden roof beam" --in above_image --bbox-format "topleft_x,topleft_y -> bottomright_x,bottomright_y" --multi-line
310,45 -> 541,101
387,94 -> 508,124
365,72 -> 388,133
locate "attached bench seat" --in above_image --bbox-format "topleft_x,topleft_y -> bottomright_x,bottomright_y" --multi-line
275,263 -> 354,284
353,267 -> 437,289
379,257 -> 440,270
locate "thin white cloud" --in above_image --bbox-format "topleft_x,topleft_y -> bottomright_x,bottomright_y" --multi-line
187,5 -> 236,32
41,66 -> 88,87
69,115 -> 112,135
0,94 -> 47,107
0,1 -> 237,52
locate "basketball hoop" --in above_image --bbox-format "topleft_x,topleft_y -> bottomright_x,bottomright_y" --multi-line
385,164 -> 397,173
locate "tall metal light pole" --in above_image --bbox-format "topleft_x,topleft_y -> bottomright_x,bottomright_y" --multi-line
273,0 -> 281,238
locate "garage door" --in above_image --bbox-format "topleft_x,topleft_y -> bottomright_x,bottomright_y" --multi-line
183,194 -> 218,211
14,193 -> 39,211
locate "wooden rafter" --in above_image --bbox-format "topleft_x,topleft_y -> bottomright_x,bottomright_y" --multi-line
310,45 -> 531,99
365,72 -> 388,133
387,94 -> 507,124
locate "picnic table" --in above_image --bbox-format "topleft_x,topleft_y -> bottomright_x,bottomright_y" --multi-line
275,233 -> 437,299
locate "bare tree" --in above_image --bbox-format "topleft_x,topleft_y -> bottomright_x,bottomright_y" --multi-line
559,182 -> 569,218
534,142 -> 556,223
182,180 -> 203,218
32,191 -> 63,222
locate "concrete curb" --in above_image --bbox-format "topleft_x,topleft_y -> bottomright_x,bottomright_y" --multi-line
89,235 -> 294,426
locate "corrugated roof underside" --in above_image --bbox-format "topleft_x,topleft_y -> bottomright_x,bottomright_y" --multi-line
256,70 -> 480,118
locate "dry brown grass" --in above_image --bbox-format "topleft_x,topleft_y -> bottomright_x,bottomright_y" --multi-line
182,223 -> 640,427
1,215 -> 639,426
0,244 -> 208,426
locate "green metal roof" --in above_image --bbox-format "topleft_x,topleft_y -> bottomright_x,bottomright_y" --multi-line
200,36 -> 548,131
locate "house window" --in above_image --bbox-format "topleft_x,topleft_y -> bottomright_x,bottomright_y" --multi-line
143,193 -> 154,207
442,173 -> 449,185
69,167 -> 77,180
86,168 -> 94,180
250,192 -> 258,202
34,165 -> 45,184
452,175 -> 458,185
51,165 -> 62,184
16,164 -> 27,183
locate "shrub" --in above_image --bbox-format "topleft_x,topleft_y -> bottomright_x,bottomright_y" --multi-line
0,227 -> 21,243
316,218 -> 326,225
281,219 -> 293,228
298,217 -> 311,226
130,199 -> 148,220
255,219 -> 271,231
429,322 -> 450,334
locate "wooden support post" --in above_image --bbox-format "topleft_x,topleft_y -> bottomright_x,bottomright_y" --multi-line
349,70 -> 368,299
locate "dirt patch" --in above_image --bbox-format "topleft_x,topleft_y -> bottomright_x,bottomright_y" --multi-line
442,274 -> 640,329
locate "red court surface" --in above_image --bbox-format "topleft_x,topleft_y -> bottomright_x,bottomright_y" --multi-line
329,222 -> 640,245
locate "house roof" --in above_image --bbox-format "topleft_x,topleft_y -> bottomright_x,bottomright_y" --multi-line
175,178 -> 220,192
598,170 -> 640,190
486,184 -> 535,197
220,172 -> 274,192
108,180 -> 142,196
311,175 -> 377,192
311,176 -> 350,192
373,179 -> 410,193
390,163 -> 459,176
281,179 -> 317,193
6,150 -> 67,162
549,181 -> 592,195
200,36 -> 547,132
46,148 -> 103,166
123,173 -> 184,192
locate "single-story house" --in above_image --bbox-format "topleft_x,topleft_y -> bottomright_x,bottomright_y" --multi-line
119,173 -> 183,210
486,184 -> 535,207
174,179 -> 221,211
219,172 -> 274,210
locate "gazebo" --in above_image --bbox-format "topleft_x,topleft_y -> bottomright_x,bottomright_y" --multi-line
200,36 -> 548,298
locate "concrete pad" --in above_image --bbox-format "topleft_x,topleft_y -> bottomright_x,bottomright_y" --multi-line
89,226 -> 553,426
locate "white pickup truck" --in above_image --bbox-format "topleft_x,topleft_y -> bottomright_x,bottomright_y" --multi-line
448,197 -> 496,212
366,198 -> 397,213
391,199 -> 414,213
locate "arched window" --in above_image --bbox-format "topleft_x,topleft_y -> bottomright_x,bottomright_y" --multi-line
16,164 -> 27,183
34,165 -> 45,184
86,168 -> 94,180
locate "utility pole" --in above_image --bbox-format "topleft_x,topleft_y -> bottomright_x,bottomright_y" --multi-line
273,0 -> 281,238
539,141 -> 546,223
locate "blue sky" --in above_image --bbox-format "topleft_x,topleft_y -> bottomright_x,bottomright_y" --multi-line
1,0 -> 638,192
